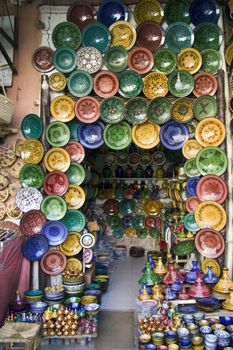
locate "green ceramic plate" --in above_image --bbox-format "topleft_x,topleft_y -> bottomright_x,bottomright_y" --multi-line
107,215 -> 121,229
125,97 -> 148,125
196,146 -> 228,176
65,162 -> 85,185
67,119 -> 81,141
201,49 -> 223,75
165,22 -> 194,53
168,70 -> 194,97
67,70 -> 93,97
184,213 -> 200,232
173,239 -> 196,256
164,0 -> 190,24
60,209 -> 86,232
21,114 -> 44,139
100,97 -> 126,124
19,164 -> 44,189
40,195 -> 67,220
184,159 -> 201,178
193,96 -> 218,121
118,70 -> 143,98
147,97 -> 172,125
149,228 -> 159,239
82,22 -> 111,53
46,122 -> 70,147
136,228 -> 149,239
104,46 -> 128,73
112,227 -> 124,239
119,198 -> 136,215
53,47 -> 77,74
193,23 -> 223,51
154,48 -> 177,75
103,121 -> 132,150
52,21 -> 82,50
132,215 -> 145,229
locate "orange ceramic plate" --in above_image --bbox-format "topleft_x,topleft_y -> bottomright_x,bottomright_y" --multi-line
195,200 -> 226,232
50,95 -> 75,122
44,148 -> 71,172
132,121 -> 160,149
195,118 -> 226,147
182,139 -> 202,159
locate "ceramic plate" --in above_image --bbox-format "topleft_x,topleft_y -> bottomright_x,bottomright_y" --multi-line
132,215 -> 145,229
75,96 -> 100,123
164,0 -> 190,24
43,171 -> 69,196
178,48 -> 202,75
93,71 -> 119,98
67,70 -> 93,97
182,139 -> 202,159
202,258 -> 221,277
64,141 -> 85,163
19,164 -> 44,189
140,153 -> 153,167
225,43 -> 233,66
152,151 -> 166,166
16,187 -> 43,213
21,139 -> 44,164
66,257 -> 83,271
82,22 -> 111,53
195,201 -> 226,231
186,196 -> 201,213
115,152 -> 128,166
20,210 -> 46,237
52,21 -> 82,50
154,48 -> 177,75
136,21 -> 165,52
104,46 -> 128,73
147,97 -> 171,125
48,72 -> 67,92
128,47 -> 154,74
53,47 -> 77,73
32,46 -> 54,72
112,227 -> 124,239
22,234 -> 49,261
44,148 -> 71,173
40,250 -> 67,276
100,97 -> 125,124
195,118 -> 225,147
184,159 -> 201,177
97,0 -> 129,27
46,122 -> 70,147
50,96 -> 75,122
165,22 -> 194,53
195,229 -> 225,258
193,95 -> 218,121
109,21 -> 136,51
160,120 -> 189,150
21,114 -> 44,139
144,199 -> 162,216
61,209 -> 86,232
67,119 -> 81,141
65,162 -> 85,185
41,220 -> 68,246
104,121 -> 132,150
119,198 -> 136,215
67,2 -> 95,30
186,176 -> 200,196
64,184 -> 86,209
80,233 -> 96,249
201,49 -> 223,75
143,72 -> 168,99
103,198 -> 119,215
132,122 -> 160,149
41,195 -> 67,220
196,146 -> 227,176
77,47 -> 102,74
168,70 -> 194,97
60,232 -> 82,256
125,97 -> 148,125
190,0 -> 220,25
173,239 -> 196,256
172,98 -> 193,123
118,70 -> 143,98
193,72 -> 218,97
105,152 -> 116,166
193,23 -> 223,51
136,228 -> 148,239
124,227 -> 136,238
196,174 -> 228,204
78,120 -> 104,149
184,213 -> 200,232
133,0 -> 164,25
107,214 -> 121,229
144,216 -> 156,229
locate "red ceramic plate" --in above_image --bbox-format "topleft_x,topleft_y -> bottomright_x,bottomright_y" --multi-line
93,71 -> 119,98
144,216 -> 156,229
43,171 -> 69,196
196,175 -> 228,204
186,196 -> 201,213
124,188 -> 135,199
40,250 -> 67,276
136,21 -> 165,52
67,2 -> 95,30
83,248 -> 93,264
193,72 -> 218,97
195,228 -> 225,258
103,199 -> 119,215
74,96 -> 100,123
64,141 -> 85,163
20,210 -> 47,237
32,46 -> 54,72
128,47 -> 154,74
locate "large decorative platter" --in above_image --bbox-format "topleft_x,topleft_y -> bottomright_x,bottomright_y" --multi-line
75,97 -> 100,124
143,72 -> 168,99
52,21 -> 82,50
195,201 -> 227,231
196,146 -> 227,176
60,232 -> 82,256
77,47 -> 102,74
78,120 -> 104,149
195,229 -> 225,259
136,21 -> 165,52
196,175 -> 228,204
40,250 -> 67,276
50,96 -> 75,122
53,48 -> 77,73
160,120 -> 189,150
147,97 -> 172,125
133,0 -> 164,25
195,118 -> 225,147
103,121 -> 132,150
173,240 -> 196,256
165,22 -> 194,53
60,209 -> 86,232
40,195 -> 67,220
44,148 -> 71,173
132,122 -> 160,149
22,234 -> 49,261
82,22 -> 111,53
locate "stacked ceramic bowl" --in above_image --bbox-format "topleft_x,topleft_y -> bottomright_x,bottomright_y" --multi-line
63,274 -> 86,298
30,301 -> 48,314
214,330 -> 231,348
84,289 -> 102,304
84,303 -> 100,317
204,334 -> 218,350
44,289 -> 65,306
24,289 -> 44,303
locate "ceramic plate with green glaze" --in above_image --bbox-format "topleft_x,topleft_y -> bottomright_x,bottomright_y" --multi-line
196,146 -> 227,176
40,195 -> 67,220
45,122 -> 70,147
82,22 -> 111,53
201,49 -> 223,75
173,239 -> 196,256
147,97 -> 172,124
106,215 -> 121,229
193,95 -> 218,121
67,119 -> 81,141
19,164 -> 44,189
132,215 -> 145,229
52,21 -> 82,50
65,162 -> 85,185
125,97 -> 148,125
193,23 -> 223,51
103,121 -> 132,150
21,114 -> 44,139
136,228 -> 149,239
184,159 -> 201,178
118,70 -> 143,98
104,46 -> 128,73
53,47 -> 77,73
100,97 -> 126,124
165,22 -> 194,53
154,48 -> 177,75
60,209 -> 86,232
164,0 -> 190,24
184,213 -> 200,232
68,70 -> 93,97
112,227 -> 124,239
119,198 -> 136,215
168,70 -> 194,97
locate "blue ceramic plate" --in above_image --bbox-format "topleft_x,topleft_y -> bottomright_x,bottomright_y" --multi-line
160,120 -> 189,150
190,0 -> 220,26
197,297 -> 219,305
53,48 -> 77,74
178,304 -> 197,313
165,22 -> 194,53
97,0 -> 129,27
186,176 -> 200,196
41,221 -> 68,246
78,120 -> 104,149
22,234 -> 49,261
60,209 -> 86,232
67,70 -> 93,97
121,215 -> 133,229
82,22 -> 111,53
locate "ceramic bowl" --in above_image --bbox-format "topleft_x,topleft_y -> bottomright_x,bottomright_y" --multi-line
200,326 -> 212,335
165,331 -> 177,339
219,316 -> 233,325
199,319 -> 210,327
81,295 -> 98,305
64,297 -> 81,305
192,336 -> 204,345
212,324 -> 225,331
183,314 -> 194,323
178,328 -> 190,337
204,334 -> 218,343
194,312 -> 205,321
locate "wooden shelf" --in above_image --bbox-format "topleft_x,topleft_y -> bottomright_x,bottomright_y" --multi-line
101,178 -> 185,181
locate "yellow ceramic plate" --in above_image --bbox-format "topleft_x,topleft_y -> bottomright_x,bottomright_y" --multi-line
133,0 -> 164,25
182,139 -> 202,159
64,184 -> 86,209
172,98 -> 193,123
178,48 -> 202,75
132,121 -> 160,149
21,139 -> 44,164
195,118 -> 226,147
125,227 -> 137,238
50,95 -> 75,122
13,139 -> 24,157
6,201 -> 22,220
202,258 -> 221,277
195,201 -> 226,231
225,43 -> 233,66
109,21 -> 136,51
66,258 -> 82,272
44,148 -> 71,172
0,202 -> 6,220
60,232 -> 82,256
144,199 -> 162,216
143,72 -> 168,99
0,188 -> 9,203
49,72 -> 67,92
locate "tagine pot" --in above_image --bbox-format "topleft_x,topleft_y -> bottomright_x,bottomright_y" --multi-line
213,267 -> 233,294
185,260 -> 200,284
163,262 -> 184,284
203,266 -> 219,284
138,285 -> 151,301
139,283 -> 152,295
152,283 -> 164,301
171,278 -> 183,292
165,286 -> 176,300
184,252 -> 200,271
188,272 -> 211,298
178,286 -> 190,300
139,262 -> 162,286
154,257 -> 167,275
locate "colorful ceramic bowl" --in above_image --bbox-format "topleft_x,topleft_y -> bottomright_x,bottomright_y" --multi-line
118,70 -> 143,98
93,71 -> 119,98
201,49 -> 222,75
143,72 -> 168,99
133,0 -> 164,25
132,122 -> 160,149
67,70 -> 93,97
168,70 -> 194,97
76,47 -> 103,74
60,209 -> 86,232
160,120 -> 189,150
165,22 -> 194,53
104,46 -> 128,73
60,232 -> 82,256
195,118 -> 225,147
177,48 -> 202,75
189,0 -> 220,26
65,162 -> 85,185
64,141 -> 85,163
109,21 -> 136,51
48,72 -> 67,92
21,114 -> 44,139
67,2 -> 95,30
193,23 -> 223,51
64,184 -> 86,209
154,48 -> 177,75
125,97 -> 148,125
32,46 -> 54,73
128,47 -> 154,74
53,47 -> 77,73
100,97 -> 125,124
50,96 -> 75,122
193,95 -> 218,121
147,97 -> 172,125
21,139 -> 44,165
97,0 -> 129,27
193,72 -> 218,97
20,210 -> 46,237
22,234 -> 49,261
196,146 -> 227,176
172,98 -> 193,123
40,195 -> 67,220
43,171 -> 68,196
74,96 -> 100,123
19,164 -> 44,189
52,21 -> 82,50
164,0 -> 190,24
78,120 -> 104,149
104,121 -> 132,150
44,148 -> 71,173
46,122 -> 70,147
82,22 -> 111,53
136,21 -> 165,52
195,202 -> 226,232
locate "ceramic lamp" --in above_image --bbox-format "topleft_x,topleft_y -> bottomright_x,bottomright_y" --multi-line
189,272 -> 211,298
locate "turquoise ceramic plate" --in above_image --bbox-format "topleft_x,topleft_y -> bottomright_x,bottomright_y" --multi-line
184,213 -> 200,232
52,21 -> 82,50
103,121 -> 132,150
45,122 -> 70,147
82,22 -> 111,53
100,97 -> 126,124
118,70 -> 143,98
168,70 -> 194,97
21,114 -> 44,139
67,119 -> 81,141
201,49 -> 223,75
193,96 -> 218,121
132,215 -> 145,229
147,97 -> 172,125
19,164 -> 44,189
104,46 -> 128,73
196,146 -> 228,176
40,195 -> 67,220
67,70 -> 93,97
125,97 -> 148,125
193,23 -> 223,51
165,22 -> 194,53
119,198 -> 136,215
60,209 -> 86,232
184,159 -> 201,178
112,227 -> 124,239
154,48 -> 177,75
53,47 -> 77,73
164,0 -> 190,24
65,162 -> 85,185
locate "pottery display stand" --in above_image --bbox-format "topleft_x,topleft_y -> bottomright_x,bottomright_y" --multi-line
0,323 -> 41,350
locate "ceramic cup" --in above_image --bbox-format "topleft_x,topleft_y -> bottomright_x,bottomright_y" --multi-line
179,336 -> 192,347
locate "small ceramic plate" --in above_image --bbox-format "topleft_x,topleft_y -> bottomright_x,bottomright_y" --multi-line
193,95 -> 218,121
41,195 -> 67,220
16,187 -> 43,213
165,22 -> 194,53
80,233 -> 96,249
154,48 -> 177,75
193,23 -> 223,51
182,139 -> 202,159
128,47 -> 154,74
160,120 -> 189,150
19,164 -> 44,189
184,158 -> 201,177
93,71 -> 119,98
172,98 -> 193,123
152,151 -> 166,166
48,72 -> 67,92
196,174 -> 228,204
64,141 -> 85,163
21,139 -> 44,165
53,47 -> 77,73
107,214 -> 121,228
44,148 -> 71,173
186,196 -> 200,213
65,162 -> 85,185
195,118 -> 225,147
77,47 -> 102,74
50,96 -> 75,122
46,122 -> 70,147
60,232 -> 82,256
20,210 -> 46,236
66,257 -> 83,272
132,122 -> 160,149
43,171 -> 69,196
143,72 -> 168,99
193,72 -> 218,97
128,152 -> 140,167
104,46 -> 128,73
100,97 -> 125,124
22,234 -> 49,261
202,258 -> 221,277
32,46 -> 54,72
21,114 -> 44,139
78,121 -> 104,149
147,97 -> 172,125
195,201 -> 226,231
144,199 -> 162,216
195,228 -> 225,258
184,213 -> 200,232
41,220 -> 68,246
136,21 -> 165,52
168,70 -> 194,97
196,146 -> 227,176
67,2 -> 95,30
104,121 -> 132,150
201,49 -> 223,75
109,21 -> 136,51
118,70 -> 143,98
140,153 -> 152,167
82,22 -> 111,53
67,70 -> 93,97
97,0 -> 129,27
189,0 -> 220,26
40,250 -> 67,276
164,0 -> 190,24
186,176 -> 200,196
60,209 -> 86,232
133,0 -> 164,25
112,228 -> 124,239
115,152 -> 128,166
178,48 -> 202,75
75,96 -> 100,123
103,198 -> 119,215
52,21 -> 82,50
125,97 -> 148,125
64,184 -> 86,210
